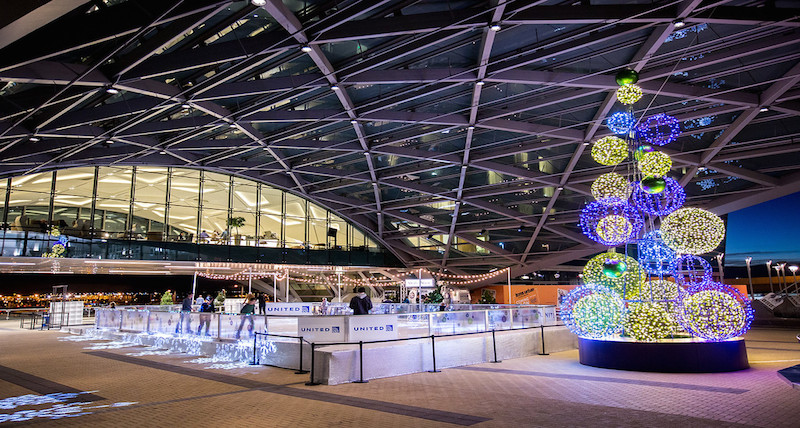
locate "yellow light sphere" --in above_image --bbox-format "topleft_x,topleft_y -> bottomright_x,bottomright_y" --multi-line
616,84 -> 643,105
661,207 -> 725,255
638,151 -> 671,177
583,252 -> 646,298
590,172 -> 631,204
596,215 -> 633,245
591,136 -> 628,166
623,302 -> 675,341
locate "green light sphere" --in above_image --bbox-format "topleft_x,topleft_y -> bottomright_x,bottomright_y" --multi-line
615,69 -> 639,86
602,259 -> 628,278
634,144 -> 654,161
640,176 -> 666,194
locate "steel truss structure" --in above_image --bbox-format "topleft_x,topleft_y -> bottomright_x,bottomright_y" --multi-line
0,0 -> 798,281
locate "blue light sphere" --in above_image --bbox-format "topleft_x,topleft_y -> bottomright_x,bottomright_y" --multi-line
607,112 -> 637,135
638,113 -> 680,146
561,285 -> 625,338
677,282 -> 754,341
670,254 -> 712,288
631,176 -> 685,216
579,201 -> 643,246
637,230 -> 677,275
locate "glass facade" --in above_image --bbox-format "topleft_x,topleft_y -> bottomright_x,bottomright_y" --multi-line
0,166 -> 377,251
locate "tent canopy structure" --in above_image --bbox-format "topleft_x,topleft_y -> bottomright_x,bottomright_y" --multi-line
0,0 -> 798,278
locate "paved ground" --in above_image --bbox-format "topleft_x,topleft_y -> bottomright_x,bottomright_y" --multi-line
0,319 -> 798,427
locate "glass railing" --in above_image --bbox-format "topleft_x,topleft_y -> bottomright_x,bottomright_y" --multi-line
95,305 -> 559,343
0,229 -> 400,266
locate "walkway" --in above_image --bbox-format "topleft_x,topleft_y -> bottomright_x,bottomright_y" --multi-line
0,320 -> 797,427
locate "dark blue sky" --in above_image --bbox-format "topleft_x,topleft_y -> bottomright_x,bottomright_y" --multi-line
725,191 -> 800,266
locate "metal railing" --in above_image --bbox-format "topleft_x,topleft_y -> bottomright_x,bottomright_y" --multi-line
252,323 -> 559,385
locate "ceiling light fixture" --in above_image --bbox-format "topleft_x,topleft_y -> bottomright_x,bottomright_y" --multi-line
476,80 -> 485,86
759,107 -> 769,112
490,24 -> 501,31
301,45 -> 312,53
673,19 -> 686,28
105,87 -> 119,94
331,84 -> 340,90
468,125 -> 475,130
350,119 -> 358,125
181,103 -> 191,109
251,0 -> 266,6
29,136 -> 40,142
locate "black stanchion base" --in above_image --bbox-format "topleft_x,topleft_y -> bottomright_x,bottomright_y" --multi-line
428,369 -> 441,373
491,360 -> 502,363
305,381 -> 321,386
249,362 -> 260,366
538,353 -> 550,356
294,370 -> 309,374
578,337 -> 749,372
353,380 -> 369,383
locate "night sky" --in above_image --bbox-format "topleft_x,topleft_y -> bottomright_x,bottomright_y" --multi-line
725,191 -> 800,267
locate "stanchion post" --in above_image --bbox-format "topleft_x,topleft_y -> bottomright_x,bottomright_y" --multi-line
491,329 -> 501,363
538,325 -> 549,356
250,333 -> 259,365
295,337 -> 308,374
354,341 -> 368,383
429,335 -> 441,373
305,343 -> 320,385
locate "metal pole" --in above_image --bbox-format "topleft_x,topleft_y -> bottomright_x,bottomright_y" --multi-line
745,257 -> 753,300
251,334 -> 258,365
337,273 -> 342,303
491,329 -> 501,363
429,335 -> 440,373
295,337 -> 308,374
273,272 -> 277,302
715,254 -> 724,283
538,325 -> 549,355
507,268 -> 511,304
767,261 -> 774,293
248,268 -> 252,294
192,271 -> 197,296
305,343 -> 319,385
418,268 -> 422,312
285,269 -> 289,302
354,341 -> 368,383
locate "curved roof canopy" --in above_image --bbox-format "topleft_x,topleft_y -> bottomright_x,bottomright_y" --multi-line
0,0 -> 799,276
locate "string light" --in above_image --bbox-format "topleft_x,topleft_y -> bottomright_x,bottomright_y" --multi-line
583,252 -> 645,298
607,112 -> 637,135
580,201 -> 643,246
561,285 -> 625,338
638,113 -> 680,146
631,177 -> 685,216
623,302 -> 675,341
427,267 -> 509,280
637,231 -> 677,275
661,207 -> 725,254
590,172 -> 631,205
670,254 -> 712,287
591,136 -> 628,166
677,283 -> 753,341
616,84 -> 643,105
638,151 -> 672,177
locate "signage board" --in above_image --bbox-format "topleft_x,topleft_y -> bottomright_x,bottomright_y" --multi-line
346,315 -> 399,342
263,303 -> 315,315
542,306 -> 557,326
404,279 -> 435,288
297,317 -> 346,342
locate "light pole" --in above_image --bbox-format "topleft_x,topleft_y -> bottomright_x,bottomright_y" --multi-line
774,265 -> 782,294
779,263 -> 787,294
715,253 -> 724,282
745,257 -> 753,300
767,260 -> 773,293
789,265 -> 799,294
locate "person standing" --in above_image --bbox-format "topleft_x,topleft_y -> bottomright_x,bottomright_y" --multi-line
235,294 -> 257,339
197,296 -> 215,336
349,287 -> 372,315
176,292 -> 194,334
257,293 -> 266,315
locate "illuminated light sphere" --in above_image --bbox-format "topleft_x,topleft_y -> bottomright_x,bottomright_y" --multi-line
661,207 -> 725,254
602,259 -> 627,278
583,252 -> 646,298
634,144 -> 655,161
616,84 -> 643,105
607,112 -> 637,135
638,151 -> 671,177
677,283 -> 754,341
580,201 -> 643,246
561,285 -> 625,338
640,176 -> 666,194
670,254 -> 713,287
591,136 -> 629,166
590,172 -> 631,205
639,279 -> 685,305
638,113 -> 680,146
631,176 -> 685,216
615,68 -> 639,86
637,230 -> 677,275
623,302 -> 675,341
596,215 -> 634,246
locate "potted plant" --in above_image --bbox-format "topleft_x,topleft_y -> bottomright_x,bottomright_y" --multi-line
227,216 -> 245,245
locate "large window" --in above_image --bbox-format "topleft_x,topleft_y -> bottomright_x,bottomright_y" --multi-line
0,167 -> 378,250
